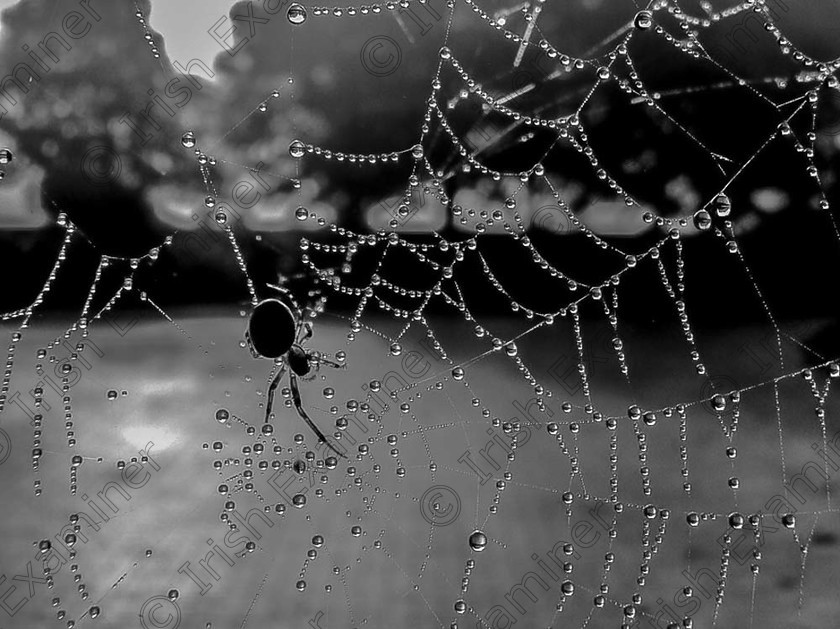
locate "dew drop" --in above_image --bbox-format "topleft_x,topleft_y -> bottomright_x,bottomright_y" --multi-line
287,3 -> 307,24
468,530 -> 487,551
180,131 -> 195,149
289,139 -> 306,158
634,10 -> 653,29
712,193 -> 731,217
693,209 -> 712,231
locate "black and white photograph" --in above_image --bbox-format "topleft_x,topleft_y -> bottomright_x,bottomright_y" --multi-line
0,0 -> 839,627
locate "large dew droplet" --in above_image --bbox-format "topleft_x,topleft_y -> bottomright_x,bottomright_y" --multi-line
289,139 -> 306,158
634,10 -> 653,30
712,193 -> 731,217
180,131 -> 196,149
693,209 -> 712,231
287,3 -> 307,24
468,530 -> 487,552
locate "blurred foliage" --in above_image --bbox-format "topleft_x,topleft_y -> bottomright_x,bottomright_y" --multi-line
1,0 -> 840,317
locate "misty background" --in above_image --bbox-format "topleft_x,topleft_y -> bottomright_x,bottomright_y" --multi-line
0,0 -> 839,328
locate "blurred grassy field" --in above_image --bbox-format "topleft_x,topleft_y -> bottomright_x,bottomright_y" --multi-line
0,313 -> 838,629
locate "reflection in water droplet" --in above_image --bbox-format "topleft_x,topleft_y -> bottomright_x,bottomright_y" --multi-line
634,10 -> 652,30
287,3 -> 307,24
469,531 -> 487,552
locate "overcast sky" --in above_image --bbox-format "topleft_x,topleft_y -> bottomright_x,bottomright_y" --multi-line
0,0 -> 234,78
145,0 -> 238,75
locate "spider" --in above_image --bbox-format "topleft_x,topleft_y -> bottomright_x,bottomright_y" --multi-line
246,284 -> 346,458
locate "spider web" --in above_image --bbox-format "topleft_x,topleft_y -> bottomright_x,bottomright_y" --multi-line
1,0 -> 840,628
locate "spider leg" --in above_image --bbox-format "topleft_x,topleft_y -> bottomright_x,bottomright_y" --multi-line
266,281 -> 302,315
289,372 -> 347,458
264,362 -> 288,424
297,320 -> 313,343
311,355 -> 345,369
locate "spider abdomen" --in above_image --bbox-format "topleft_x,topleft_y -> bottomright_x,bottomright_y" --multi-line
247,298 -> 297,358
